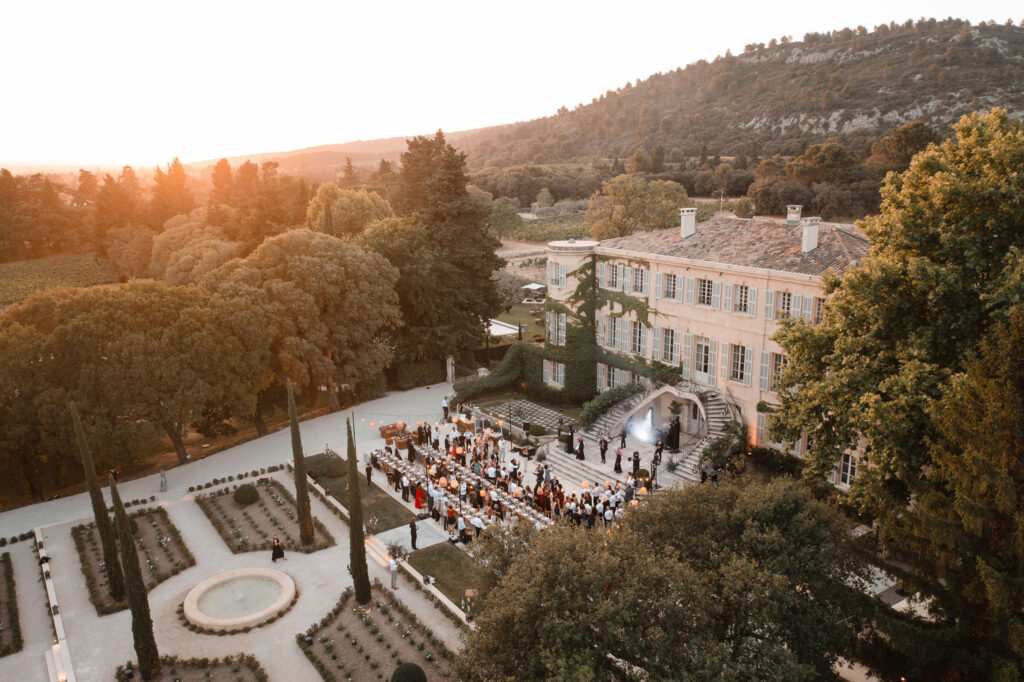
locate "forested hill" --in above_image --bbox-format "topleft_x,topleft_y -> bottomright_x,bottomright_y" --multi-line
455,19 -> 1024,166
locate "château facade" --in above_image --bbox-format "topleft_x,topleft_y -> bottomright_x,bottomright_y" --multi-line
544,205 -> 869,488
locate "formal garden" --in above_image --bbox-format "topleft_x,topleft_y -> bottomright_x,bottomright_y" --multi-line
296,582 -> 453,682
72,506 -> 195,615
404,543 -> 487,614
195,480 -> 334,554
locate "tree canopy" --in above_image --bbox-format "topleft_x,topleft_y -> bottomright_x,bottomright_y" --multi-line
770,108 -> 1024,678
585,174 -> 690,239
305,184 -> 393,238
459,478 -> 865,681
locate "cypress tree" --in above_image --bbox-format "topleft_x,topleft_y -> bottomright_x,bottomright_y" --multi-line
110,480 -> 160,679
346,417 -> 372,604
288,382 -> 314,545
70,403 -> 124,602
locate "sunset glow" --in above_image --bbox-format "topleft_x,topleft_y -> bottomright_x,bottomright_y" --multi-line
1,0 -> 1018,168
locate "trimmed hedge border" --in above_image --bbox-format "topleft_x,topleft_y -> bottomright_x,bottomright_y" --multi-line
0,552 -> 23,657
115,653 -> 270,681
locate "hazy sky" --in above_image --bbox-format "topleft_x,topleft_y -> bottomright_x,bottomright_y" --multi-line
1,0 -> 1019,167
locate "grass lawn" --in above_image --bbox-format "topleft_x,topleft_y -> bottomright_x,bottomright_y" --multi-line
495,303 -> 546,342
407,542 -> 489,612
0,253 -> 117,307
305,452 -> 415,534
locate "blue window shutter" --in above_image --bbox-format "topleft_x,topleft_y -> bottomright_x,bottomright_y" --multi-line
711,281 -> 721,310
685,277 -> 695,305
654,272 -> 663,299
623,266 -> 632,294
707,340 -> 717,387
723,283 -> 733,313
721,342 -> 731,380
748,287 -> 758,318
759,350 -> 770,391
652,327 -> 661,362
743,346 -> 753,386
597,262 -> 606,289
764,290 -> 775,321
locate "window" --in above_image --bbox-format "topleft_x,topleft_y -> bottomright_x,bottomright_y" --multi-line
777,292 -> 793,317
733,285 -> 749,313
661,329 -> 679,364
814,297 -> 824,325
547,312 -> 566,346
607,317 -> 621,349
840,454 -> 857,486
548,262 -> 566,287
694,338 -> 711,374
632,268 -> 648,295
543,360 -> 565,388
607,264 -> 619,290
697,278 -> 713,306
604,364 -> 631,389
770,353 -> 788,391
630,321 -> 645,355
731,344 -> 748,382
663,274 -> 678,300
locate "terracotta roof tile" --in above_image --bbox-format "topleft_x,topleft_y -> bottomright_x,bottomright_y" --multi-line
597,216 -> 869,277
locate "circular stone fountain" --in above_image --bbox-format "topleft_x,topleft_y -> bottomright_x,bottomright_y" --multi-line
183,567 -> 295,632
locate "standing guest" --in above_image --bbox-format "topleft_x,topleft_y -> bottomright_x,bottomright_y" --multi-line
442,396 -> 449,421
632,451 -> 641,475
576,436 -> 585,461
271,535 -> 285,562
620,428 -> 628,449
599,436 -> 609,464
471,514 -> 485,539
390,555 -> 399,589
497,436 -> 506,461
566,424 -> 575,454
614,447 -> 624,473
159,467 -> 168,493
457,514 -> 468,543
459,480 -> 467,504
365,458 -> 373,485
409,521 -> 418,551
401,473 -> 410,502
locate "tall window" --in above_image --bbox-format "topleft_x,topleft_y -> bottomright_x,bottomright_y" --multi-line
632,268 -> 647,295
814,297 -> 824,325
544,360 -> 565,388
607,317 -> 621,349
777,292 -> 793,317
697,278 -> 713,306
607,264 -> 619,290
733,285 -> 749,313
840,454 -> 857,486
694,338 -> 711,374
549,312 -> 566,346
662,329 -> 678,364
731,344 -> 748,383
770,352 -> 788,391
663,274 -> 678,300
630,321 -> 645,355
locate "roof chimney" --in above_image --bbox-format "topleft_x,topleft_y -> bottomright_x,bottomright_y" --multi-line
786,205 -> 803,225
680,207 -> 697,239
801,217 -> 820,253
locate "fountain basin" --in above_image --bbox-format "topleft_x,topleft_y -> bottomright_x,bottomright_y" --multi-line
183,567 -> 295,631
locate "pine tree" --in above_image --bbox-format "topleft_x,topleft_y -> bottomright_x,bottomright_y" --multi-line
288,382 -> 314,545
346,418 -> 372,604
110,480 -> 160,679
70,403 -> 124,602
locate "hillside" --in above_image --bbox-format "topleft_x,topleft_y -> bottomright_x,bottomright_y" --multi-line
455,19 -> 1024,166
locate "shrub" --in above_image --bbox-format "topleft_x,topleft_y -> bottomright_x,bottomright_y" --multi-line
233,484 -> 259,507
390,662 -> 427,682
529,424 -> 549,437
580,383 -> 644,428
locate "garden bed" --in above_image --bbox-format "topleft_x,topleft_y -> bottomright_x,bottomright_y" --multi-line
0,552 -> 23,657
73,507 -> 195,616
297,581 -> 454,681
114,653 -> 269,681
306,453 -> 415,535
196,479 -> 334,554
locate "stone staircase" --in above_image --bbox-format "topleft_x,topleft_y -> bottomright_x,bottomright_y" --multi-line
536,439 -> 629,492
582,388 -> 653,440
671,389 -> 734,483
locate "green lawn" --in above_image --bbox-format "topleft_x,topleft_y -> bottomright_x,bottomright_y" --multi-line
305,452 -> 416,534
0,253 -> 118,307
495,303 -> 546,342
406,542 -> 489,612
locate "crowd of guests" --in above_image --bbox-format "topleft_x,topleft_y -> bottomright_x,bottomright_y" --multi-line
367,420 -> 651,544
